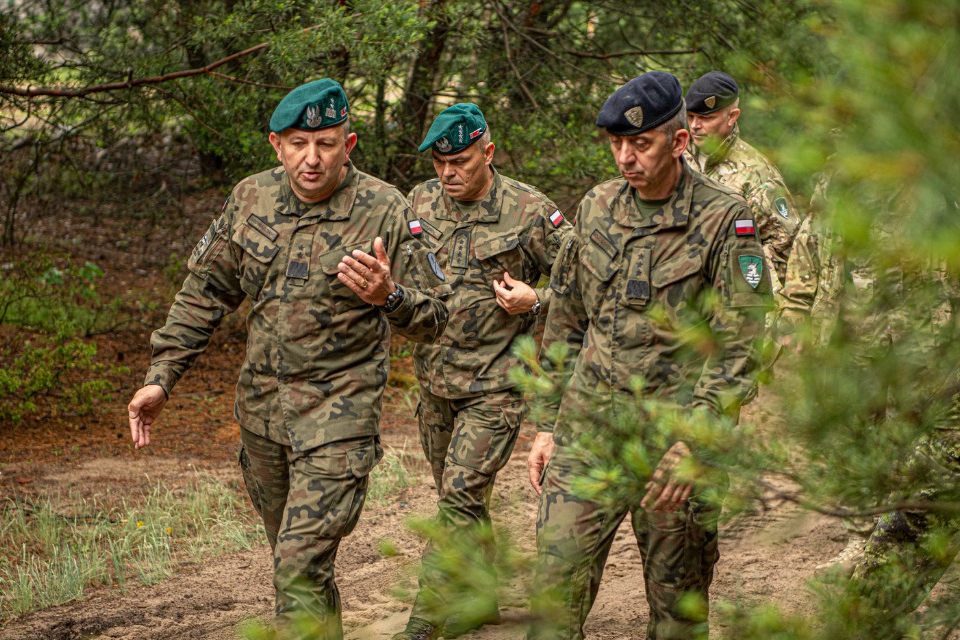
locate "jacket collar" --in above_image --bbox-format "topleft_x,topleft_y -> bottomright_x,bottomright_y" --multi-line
276,161 -> 357,221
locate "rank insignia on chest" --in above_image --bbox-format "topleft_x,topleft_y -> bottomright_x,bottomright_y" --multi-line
774,197 -> 790,219
408,219 -> 424,238
738,255 -> 763,289
549,210 -> 565,228
734,219 -> 755,237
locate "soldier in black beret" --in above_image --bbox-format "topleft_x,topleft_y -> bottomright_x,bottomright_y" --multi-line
684,70 -> 801,293
528,70 -> 771,639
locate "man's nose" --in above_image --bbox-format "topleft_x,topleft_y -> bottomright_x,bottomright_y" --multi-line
615,143 -> 634,165
305,143 -> 321,165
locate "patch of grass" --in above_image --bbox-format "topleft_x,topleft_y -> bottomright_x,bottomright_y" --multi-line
0,475 -> 262,621
367,442 -> 421,506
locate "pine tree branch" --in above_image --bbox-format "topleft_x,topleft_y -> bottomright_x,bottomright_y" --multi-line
0,25 -> 322,99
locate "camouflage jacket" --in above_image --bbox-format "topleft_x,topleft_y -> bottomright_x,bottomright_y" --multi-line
145,163 -> 447,452
405,168 -> 572,399
779,181 -> 959,356
686,124 -> 800,293
540,160 -> 771,440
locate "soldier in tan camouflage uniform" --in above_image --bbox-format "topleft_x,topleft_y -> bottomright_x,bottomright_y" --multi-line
526,72 -> 770,640
778,173 -> 960,632
391,103 -> 572,640
126,79 -> 447,639
684,71 -> 800,295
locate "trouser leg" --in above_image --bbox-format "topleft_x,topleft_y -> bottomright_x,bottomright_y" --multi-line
852,432 -> 960,634
527,444 -> 626,640
411,389 -> 525,627
241,430 -> 381,639
633,492 -> 722,640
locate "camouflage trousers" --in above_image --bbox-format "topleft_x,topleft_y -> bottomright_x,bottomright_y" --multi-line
851,430 -> 960,629
238,427 -> 382,639
409,387 -> 526,626
529,444 -> 722,640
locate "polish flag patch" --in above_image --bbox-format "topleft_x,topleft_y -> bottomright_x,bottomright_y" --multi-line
734,219 -> 755,236
340,107 -> 347,116
549,210 -> 565,228
408,219 -> 423,237
469,127 -> 484,139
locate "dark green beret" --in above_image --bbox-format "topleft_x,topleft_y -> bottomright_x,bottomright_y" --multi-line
269,79 -> 349,133
596,71 -> 683,136
685,71 -> 739,115
418,103 -> 487,155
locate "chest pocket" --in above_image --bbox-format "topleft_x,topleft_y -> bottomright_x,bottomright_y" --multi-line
232,220 -> 281,300
650,252 -> 704,312
473,233 -> 523,281
319,241 -> 372,312
579,241 -> 620,316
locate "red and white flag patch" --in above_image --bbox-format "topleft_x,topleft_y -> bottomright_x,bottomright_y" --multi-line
734,219 -> 755,236
549,210 -> 565,228
408,219 -> 423,237
469,127 -> 484,139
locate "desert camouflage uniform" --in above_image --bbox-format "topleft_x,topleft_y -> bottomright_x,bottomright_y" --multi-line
145,162 -> 446,638
403,168 -> 572,627
778,179 -> 960,629
686,123 -> 800,295
530,160 -> 770,640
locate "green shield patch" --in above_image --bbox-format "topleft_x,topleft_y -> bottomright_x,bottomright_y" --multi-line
775,196 -> 790,219
738,255 -> 763,289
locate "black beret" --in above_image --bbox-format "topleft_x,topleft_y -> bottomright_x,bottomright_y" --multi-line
685,71 -> 739,115
596,71 -> 683,136
269,79 -> 349,133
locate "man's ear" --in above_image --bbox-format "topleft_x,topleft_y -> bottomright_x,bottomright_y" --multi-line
269,131 -> 282,161
344,131 -> 358,158
483,142 -> 495,166
727,107 -> 741,128
672,128 -> 690,158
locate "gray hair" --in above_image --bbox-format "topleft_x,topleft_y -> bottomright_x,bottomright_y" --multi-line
479,126 -> 492,148
656,98 -> 687,140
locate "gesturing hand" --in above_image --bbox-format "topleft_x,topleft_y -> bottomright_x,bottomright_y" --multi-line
338,237 -> 396,306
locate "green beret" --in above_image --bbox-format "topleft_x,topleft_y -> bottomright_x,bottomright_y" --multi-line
418,103 -> 487,155
269,79 -> 349,133
685,71 -> 739,115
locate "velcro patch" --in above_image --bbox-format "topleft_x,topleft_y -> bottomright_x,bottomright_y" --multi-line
408,219 -> 423,238
549,210 -> 565,228
590,230 -> 618,260
734,219 -> 755,237
419,218 -> 443,240
246,215 -> 279,242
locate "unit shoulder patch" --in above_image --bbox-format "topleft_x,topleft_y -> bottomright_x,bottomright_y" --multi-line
738,255 -> 763,289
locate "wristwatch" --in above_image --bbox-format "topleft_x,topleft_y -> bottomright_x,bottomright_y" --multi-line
530,294 -> 541,316
382,284 -> 405,313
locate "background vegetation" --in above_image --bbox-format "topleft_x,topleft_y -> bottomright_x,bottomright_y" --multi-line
2,0 -> 959,637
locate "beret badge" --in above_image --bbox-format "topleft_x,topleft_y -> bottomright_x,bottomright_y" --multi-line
705,95 -> 717,109
624,106 -> 644,128
305,105 -> 322,128
436,137 -> 452,153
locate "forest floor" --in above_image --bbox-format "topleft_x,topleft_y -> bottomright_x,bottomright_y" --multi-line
0,186 -> 918,640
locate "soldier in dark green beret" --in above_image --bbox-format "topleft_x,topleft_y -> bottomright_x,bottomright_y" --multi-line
391,103 -> 572,640
126,78 -> 447,639
527,71 -> 771,640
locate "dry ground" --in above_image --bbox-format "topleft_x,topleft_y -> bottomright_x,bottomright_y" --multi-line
0,187 -> 862,639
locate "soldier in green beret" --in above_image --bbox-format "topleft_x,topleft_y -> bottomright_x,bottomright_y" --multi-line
391,103 -> 572,640
126,78 -> 447,639
527,71 -> 771,640
684,71 -> 801,296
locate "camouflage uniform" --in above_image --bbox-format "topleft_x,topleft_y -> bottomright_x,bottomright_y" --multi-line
686,123 -> 800,294
531,160 -> 770,640
145,162 -> 446,637
778,178 -> 960,628
404,168 -> 572,627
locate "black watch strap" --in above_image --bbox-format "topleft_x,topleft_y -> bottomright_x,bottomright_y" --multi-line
382,284 -> 404,313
